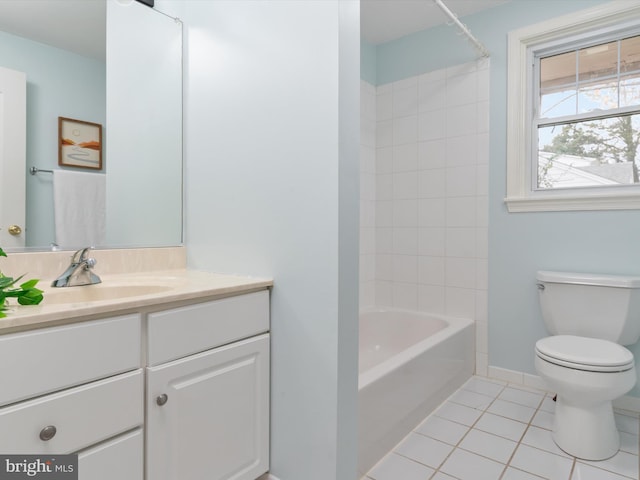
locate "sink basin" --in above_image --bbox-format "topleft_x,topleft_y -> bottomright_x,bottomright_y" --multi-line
42,284 -> 173,305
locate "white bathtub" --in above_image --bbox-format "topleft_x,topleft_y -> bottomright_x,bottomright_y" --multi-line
358,309 -> 475,475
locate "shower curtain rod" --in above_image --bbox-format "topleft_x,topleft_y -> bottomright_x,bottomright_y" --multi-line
433,0 -> 490,58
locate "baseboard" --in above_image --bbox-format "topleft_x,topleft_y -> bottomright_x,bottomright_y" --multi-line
484,365 -> 640,414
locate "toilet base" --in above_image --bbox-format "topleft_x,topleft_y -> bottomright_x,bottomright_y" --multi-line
553,395 -> 620,460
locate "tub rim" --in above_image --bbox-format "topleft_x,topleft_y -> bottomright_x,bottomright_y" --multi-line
358,308 -> 473,390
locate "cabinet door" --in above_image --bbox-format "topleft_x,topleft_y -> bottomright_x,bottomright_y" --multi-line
146,334 -> 269,480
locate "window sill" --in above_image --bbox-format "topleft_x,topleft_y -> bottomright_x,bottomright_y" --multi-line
505,192 -> 640,213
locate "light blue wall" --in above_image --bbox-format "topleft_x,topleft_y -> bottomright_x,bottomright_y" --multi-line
361,39 -> 376,85
0,30 -> 105,247
161,1 -> 360,478
367,0 -> 640,396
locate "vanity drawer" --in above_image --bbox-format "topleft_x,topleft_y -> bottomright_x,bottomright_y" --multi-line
0,314 -> 141,407
147,290 -> 269,365
77,428 -> 143,480
0,369 -> 143,454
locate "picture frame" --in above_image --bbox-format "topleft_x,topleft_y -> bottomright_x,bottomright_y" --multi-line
58,117 -> 103,170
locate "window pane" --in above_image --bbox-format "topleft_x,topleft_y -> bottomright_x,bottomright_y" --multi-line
577,40 -> 618,113
620,36 -> 640,107
540,51 -> 576,118
537,114 -> 640,189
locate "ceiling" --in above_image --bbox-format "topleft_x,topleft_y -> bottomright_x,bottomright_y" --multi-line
361,0 -> 509,45
0,0 -> 508,61
0,0 -> 106,61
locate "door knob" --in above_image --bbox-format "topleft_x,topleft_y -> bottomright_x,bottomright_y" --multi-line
156,394 -> 168,406
8,225 -> 22,236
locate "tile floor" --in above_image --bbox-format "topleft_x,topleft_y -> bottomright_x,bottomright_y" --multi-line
364,376 -> 640,480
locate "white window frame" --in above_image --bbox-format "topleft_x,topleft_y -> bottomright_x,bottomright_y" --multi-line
505,1 -> 640,212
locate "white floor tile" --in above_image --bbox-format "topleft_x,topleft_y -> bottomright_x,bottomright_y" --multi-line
474,412 -> 528,442
415,415 -> 470,446
539,396 -> 556,413
530,409 -> 554,430
521,425 -> 570,458
368,452 -> 435,480
449,388 -> 494,410
440,448 -> 505,480
431,472 -> 459,480
462,377 -> 505,397
510,444 -> 574,480
487,399 -> 536,424
498,387 -> 544,409
395,432 -> 453,469
501,467 -> 546,480
580,449 -> 639,479
572,461 -> 637,480
458,429 -> 517,463
435,401 -> 483,426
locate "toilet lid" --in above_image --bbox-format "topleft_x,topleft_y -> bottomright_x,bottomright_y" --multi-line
536,335 -> 634,372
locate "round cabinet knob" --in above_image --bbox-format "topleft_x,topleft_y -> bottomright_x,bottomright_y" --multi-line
39,425 -> 57,441
8,225 -> 22,236
156,394 -> 168,406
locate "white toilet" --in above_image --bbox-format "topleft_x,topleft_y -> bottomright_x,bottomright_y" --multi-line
534,271 -> 640,460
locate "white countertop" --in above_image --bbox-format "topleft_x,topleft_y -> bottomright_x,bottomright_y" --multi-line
0,269 -> 273,333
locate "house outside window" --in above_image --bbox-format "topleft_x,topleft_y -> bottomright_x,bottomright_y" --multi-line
505,2 -> 640,212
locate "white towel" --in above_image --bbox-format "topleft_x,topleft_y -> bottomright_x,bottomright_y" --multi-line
53,170 -> 106,248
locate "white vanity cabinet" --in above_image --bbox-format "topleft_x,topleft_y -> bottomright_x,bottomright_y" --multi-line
0,282 -> 271,480
145,290 -> 270,480
0,315 -> 144,480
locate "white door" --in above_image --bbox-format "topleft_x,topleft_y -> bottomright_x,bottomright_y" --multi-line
146,334 -> 270,480
0,66 -> 26,248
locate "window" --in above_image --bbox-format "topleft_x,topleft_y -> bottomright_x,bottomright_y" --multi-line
505,2 -> 640,212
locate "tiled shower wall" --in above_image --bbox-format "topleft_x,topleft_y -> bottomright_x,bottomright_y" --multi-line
359,60 -> 490,374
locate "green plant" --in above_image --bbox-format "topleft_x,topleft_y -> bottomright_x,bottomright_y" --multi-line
0,247 -> 44,318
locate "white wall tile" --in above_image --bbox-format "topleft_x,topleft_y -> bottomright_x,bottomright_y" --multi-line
393,172 -> 418,199
376,174 -> 393,201
418,284 -> 445,313
393,143 -> 418,172
376,254 -> 393,281
376,146 -> 393,173
377,90 -> 393,121
446,72 -> 478,107
376,227 -> 393,254
446,135 -> 477,167
446,197 -> 476,227
418,140 -> 446,170
376,200 -> 393,227
418,110 -> 446,141
419,79 -> 446,112
393,115 -> 418,145
394,76 -> 418,91
418,169 -> 446,198
445,257 -> 476,289
446,227 -> 476,258
446,165 -> 477,197
377,119 -> 393,147
393,255 -> 419,283
393,84 -> 418,118
419,198 -> 446,227
446,103 -> 477,138
418,227 -> 446,256
393,227 -> 418,255
445,287 -> 476,318
393,199 -> 418,227
393,282 -> 418,310
419,256 -> 445,285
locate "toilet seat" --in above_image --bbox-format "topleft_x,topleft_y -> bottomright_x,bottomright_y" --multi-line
536,335 -> 634,373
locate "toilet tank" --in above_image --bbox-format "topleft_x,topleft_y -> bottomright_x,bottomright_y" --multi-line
537,271 -> 640,345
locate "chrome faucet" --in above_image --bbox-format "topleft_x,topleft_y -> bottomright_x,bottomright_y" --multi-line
51,247 -> 102,287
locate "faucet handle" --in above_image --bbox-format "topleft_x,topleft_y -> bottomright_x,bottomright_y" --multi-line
72,247 -> 93,264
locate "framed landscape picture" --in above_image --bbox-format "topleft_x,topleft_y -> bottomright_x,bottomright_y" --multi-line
58,117 -> 102,170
